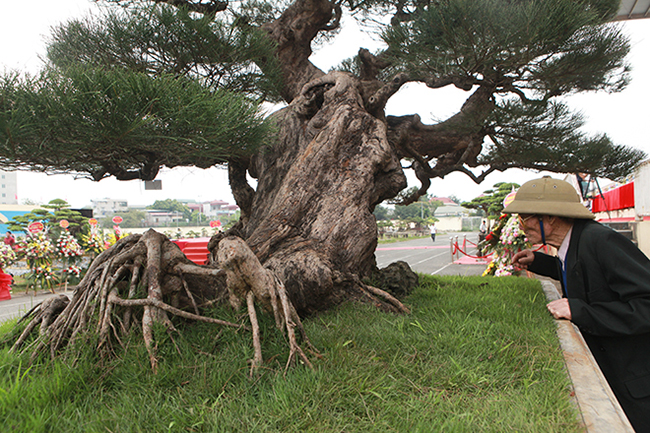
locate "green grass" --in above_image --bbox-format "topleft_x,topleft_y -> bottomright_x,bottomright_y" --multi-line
0,275 -> 580,432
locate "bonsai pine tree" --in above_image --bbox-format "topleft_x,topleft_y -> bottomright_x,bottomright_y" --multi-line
462,183 -> 521,220
1,0 -> 645,371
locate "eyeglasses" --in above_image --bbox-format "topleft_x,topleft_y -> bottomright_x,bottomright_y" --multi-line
518,214 -> 536,225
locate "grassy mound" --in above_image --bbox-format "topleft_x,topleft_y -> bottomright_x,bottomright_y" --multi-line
0,275 -> 580,432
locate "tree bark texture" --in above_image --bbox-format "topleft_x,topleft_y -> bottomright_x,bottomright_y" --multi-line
205,0 -> 412,315
223,71 -> 407,314
7,1 -> 414,369
9,230 -> 235,369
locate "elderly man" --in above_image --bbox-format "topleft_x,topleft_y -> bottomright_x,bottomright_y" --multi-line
506,176 -> 650,432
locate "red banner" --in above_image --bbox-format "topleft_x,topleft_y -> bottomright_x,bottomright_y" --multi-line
592,182 -> 634,213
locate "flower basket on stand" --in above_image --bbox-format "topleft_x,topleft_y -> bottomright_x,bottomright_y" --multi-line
82,221 -> 106,260
21,228 -> 56,294
479,214 -> 530,277
55,227 -> 84,290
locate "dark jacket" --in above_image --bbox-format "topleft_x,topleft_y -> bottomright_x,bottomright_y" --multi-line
529,219 -> 650,431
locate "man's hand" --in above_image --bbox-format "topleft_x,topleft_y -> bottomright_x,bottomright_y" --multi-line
512,249 -> 535,271
547,299 -> 572,320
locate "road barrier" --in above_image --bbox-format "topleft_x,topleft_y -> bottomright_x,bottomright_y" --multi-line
450,235 -> 492,263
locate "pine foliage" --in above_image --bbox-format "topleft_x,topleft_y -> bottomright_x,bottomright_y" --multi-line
0,0 -> 644,184
46,4 -> 283,101
0,65 -> 270,180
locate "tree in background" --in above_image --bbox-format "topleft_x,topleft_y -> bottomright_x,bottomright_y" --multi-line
373,205 -> 391,221
392,196 -> 443,230
8,199 -> 87,237
392,200 -> 431,221
7,209 -> 53,235
375,194 -> 443,231
99,209 -> 146,229
41,199 -> 88,238
1,0 -> 646,370
462,183 -> 520,224
6,199 -> 89,292
148,199 -> 192,220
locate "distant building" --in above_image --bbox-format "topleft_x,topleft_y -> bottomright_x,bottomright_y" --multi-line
430,196 -> 458,206
430,196 -> 470,231
187,203 -> 202,213
91,198 -> 129,218
187,199 -> 239,217
430,196 -> 468,217
204,200 -> 238,216
434,204 -> 469,218
89,197 -> 238,225
0,170 -> 18,205
143,209 -> 183,227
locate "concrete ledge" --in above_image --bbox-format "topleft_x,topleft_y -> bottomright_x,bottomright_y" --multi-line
539,278 -> 634,432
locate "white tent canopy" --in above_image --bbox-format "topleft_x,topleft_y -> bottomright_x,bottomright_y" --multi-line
616,0 -> 650,21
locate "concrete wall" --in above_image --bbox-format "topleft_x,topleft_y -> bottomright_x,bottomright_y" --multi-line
635,160 -> 650,216
636,221 -> 650,259
635,160 -> 650,258
434,217 -> 463,231
428,217 -> 483,232
593,208 -> 635,220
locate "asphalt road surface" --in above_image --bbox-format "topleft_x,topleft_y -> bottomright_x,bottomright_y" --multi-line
0,232 -> 487,323
376,231 -> 486,276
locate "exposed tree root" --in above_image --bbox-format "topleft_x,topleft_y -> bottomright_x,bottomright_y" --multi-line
10,294 -> 70,350
9,230 -> 240,371
361,283 -> 411,315
215,236 -> 318,376
7,229 -> 411,376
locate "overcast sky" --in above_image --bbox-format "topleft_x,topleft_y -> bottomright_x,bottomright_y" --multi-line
1,1 -> 648,207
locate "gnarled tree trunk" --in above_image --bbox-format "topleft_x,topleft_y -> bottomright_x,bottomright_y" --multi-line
223,72 -> 407,315
7,0 -> 417,372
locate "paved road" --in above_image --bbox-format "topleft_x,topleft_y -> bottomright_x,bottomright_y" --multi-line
0,289 -> 75,324
376,231 -> 486,276
0,232 -> 487,323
